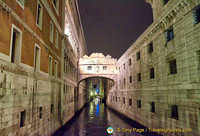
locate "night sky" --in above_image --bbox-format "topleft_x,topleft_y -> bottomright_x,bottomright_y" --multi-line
78,0 -> 153,59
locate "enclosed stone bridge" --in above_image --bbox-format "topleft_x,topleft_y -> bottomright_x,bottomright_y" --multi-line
78,53 -> 118,83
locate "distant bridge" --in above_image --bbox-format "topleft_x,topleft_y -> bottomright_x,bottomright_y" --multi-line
78,53 -> 118,83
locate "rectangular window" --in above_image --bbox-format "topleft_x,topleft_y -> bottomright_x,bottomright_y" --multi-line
150,68 -> 155,79
137,73 -> 141,82
10,26 -> 22,64
34,45 -> 40,72
87,66 -> 92,70
129,76 -> 132,83
103,66 -> 107,70
55,30 -> 58,49
49,56 -> 53,76
113,96 -> 114,101
116,97 -> 117,102
150,102 -> 155,112
123,63 -> 125,69
165,27 -> 174,43
148,42 -> 153,54
50,21 -> 54,43
39,107 -> 42,119
124,78 -> 126,85
123,98 -> 125,104
129,99 -> 132,106
54,61 -> 58,78
51,104 -> 53,114
36,1 -> 43,29
136,52 -> 140,61
20,110 -> 26,127
16,0 -> 24,8
129,59 -> 132,66
137,100 -> 141,108
169,59 -> 177,74
193,6 -> 200,25
163,0 -> 169,5
171,105 -> 178,120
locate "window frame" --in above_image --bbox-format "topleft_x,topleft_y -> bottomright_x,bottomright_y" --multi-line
171,105 -> 178,120
136,51 -> 141,61
87,66 -> 92,70
20,110 -> 26,127
54,60 -> 58,78
34,44 -> 41,72
50,21 -> 54,43
36,0 -> 43,30
48,56 -> 53,76
55,30 -> 59,49
150,67 -> 155,79
165,26 -> 174,44
169,59 -> 177,75
10,24 -> 23,65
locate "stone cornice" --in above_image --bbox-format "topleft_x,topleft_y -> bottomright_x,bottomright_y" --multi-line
118,0 -> 193,64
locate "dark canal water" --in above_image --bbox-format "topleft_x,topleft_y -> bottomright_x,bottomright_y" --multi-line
53,98 -> 161,136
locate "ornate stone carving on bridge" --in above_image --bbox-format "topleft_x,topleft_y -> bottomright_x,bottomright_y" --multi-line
78,53 -> 118,83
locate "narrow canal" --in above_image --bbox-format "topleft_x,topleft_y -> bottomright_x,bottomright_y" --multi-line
53,98 -> 161,136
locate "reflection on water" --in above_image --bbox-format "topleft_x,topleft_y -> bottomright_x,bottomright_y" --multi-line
53,98 -> 161,136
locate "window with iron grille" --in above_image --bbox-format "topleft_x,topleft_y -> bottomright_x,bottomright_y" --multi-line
165,27 -> 174,43
169,59 -> 177,74
171,105 -> 178,120
103,66 -> 107,70
136,52 -> 140,60
123,98 -> 125,104
129,76 -> 132,83
137,100 -> 141,108
137,73 -> 141,81
51,104 -> 53,114
150,68 -> 155,79
150,102 -> 155,112
129,99 -> 132,106
148,42 -> 153,54
39,107 -> 42,119
193,5 -> 200,25
129,59 -> 132,66
20,110 -> 26,127
87,66 -> 92,70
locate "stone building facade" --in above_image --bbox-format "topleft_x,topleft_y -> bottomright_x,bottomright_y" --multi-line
107,0 -> 200,135
0,0 -> 87,135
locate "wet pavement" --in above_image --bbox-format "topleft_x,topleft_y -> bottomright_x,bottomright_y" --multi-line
53,98 -> 161,136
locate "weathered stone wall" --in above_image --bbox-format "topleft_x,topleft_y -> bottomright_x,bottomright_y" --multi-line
0,60 -> 62,136
107,0 -> 200,136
